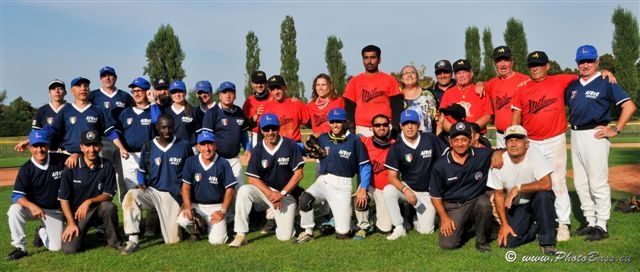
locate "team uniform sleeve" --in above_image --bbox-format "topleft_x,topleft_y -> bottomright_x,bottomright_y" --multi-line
137,143 -> 149,185
245,147 -> 261,178
221,159 -> 238,189
289,140 -> 305,171
480,95 -> 493,116
11,163 -> 30,202
58,168 -> 73,201
384,143 -> 401,172
511,88 -> 523,112
428,161 -> 445,198
181,157 -> 195,185
103,160 -> 117,197
200,108 -> 214,133
610,83 -> 632,106
32,106 -> 47,129
530,147 -> 553,181
299,102 -> 310,126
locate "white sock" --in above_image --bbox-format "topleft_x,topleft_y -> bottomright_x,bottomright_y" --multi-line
305,228 -> 313,235
129,235 -> 139,243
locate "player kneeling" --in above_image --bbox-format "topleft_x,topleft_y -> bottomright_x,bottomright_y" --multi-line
176,131 -> 236,244
228,114 -> 305,247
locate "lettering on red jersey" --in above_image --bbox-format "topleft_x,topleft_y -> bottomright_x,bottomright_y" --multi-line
371,159 -> 386,174
313,113 -> 328,128
494,94 -> 512,110
528,95 -> 558,114
361,88 -> 386,102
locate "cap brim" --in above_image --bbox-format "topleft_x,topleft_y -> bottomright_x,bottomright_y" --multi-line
504,134 -> 527,140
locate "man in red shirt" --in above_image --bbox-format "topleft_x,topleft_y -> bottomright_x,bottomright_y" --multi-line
484,46 -> 530,148
343,45 -> 403,137
262,75 -> 309,142
242,71 -> 270,147
439,59 -> 493,134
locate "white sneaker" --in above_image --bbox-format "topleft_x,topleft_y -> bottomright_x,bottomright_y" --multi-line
228,234 -> 247,248
557,224 -> 570,242
386,226 -> 406,241
120,241 -> 139,255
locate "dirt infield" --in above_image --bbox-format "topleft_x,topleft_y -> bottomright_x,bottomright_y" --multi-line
2,163 -> 639,194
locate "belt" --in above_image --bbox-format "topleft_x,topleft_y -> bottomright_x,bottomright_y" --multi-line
570,122 -> 607,131
496,129 -> 505,134
446,199 -> 471,205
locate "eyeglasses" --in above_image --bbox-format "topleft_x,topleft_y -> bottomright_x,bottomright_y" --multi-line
372,123 -> 389,127
261,126 -> 280,132
401,71 -> 417,76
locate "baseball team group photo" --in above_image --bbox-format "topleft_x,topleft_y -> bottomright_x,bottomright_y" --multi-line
2,2 -> 639,271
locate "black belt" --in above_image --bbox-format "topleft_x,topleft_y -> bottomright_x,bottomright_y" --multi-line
570,123 -> 607,131
446,199 -> 471,205
496,129 -> 505,134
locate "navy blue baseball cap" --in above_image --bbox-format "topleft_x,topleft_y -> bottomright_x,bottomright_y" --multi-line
169,80 -> 187,92
434,60 -> 453,73
450,121 -> 472,138
195,80 -> 213,93
71,77 -> 90,87
400,110 -> 420,124
452,59 -> 472,72
575,45 -> 598,62
128,77 -> 151,90
197,131 -> 216,144
80,130 -> 101,145
527,51 -> 549,66
328,108 -> 347,122
218,81 -> 236,93
29,130 -> 50,146
260,113 -> 280,128
99,66 -> 116,77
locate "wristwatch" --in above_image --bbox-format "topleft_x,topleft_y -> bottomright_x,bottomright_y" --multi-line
612,127 -> 621,134
280,190 -> 288,196
220,208 -> 227,215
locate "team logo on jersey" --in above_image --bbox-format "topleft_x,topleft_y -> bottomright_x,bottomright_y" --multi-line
47,117 -> 54,125
51,170 -> 63,180
277,157 -> 290,165
361,89 -> 385,102
338,150 -> 352,159
169,157 -> 182,165
104,101 -> 111,109
528,95 -> 558,114
495,94 -> 512,110
585,90 -> 600,99
209,176 -> 219,184
70,116 -> 77,124
261,159 -> 268,168
405,153 -> 413,162
154,157 -> 161,166
127,118 -> 133,125
420,149 -> 432,158
195,173 -> 202,182
73,179 -> 81,183
313,114 -> 328,127
182,116 -> 193,123
221,118 -> 228,126
116,101 -> 125,108
236,119 -> 244,126
98,183 -> 103,191
141,118 -> 151,126
325,147 -> 330,154
570,90 -> 577,100
86,116 -> 98,123
474,172 -> 483,181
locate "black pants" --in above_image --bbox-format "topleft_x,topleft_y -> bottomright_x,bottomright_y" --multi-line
440,193 -> 494,249
62,201 -> 120,254
504,190 -> 556,247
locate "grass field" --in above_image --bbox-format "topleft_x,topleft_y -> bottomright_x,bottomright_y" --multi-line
1,160 -> 639,271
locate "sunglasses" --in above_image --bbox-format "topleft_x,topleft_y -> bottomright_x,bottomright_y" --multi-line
372,123 -> 390,128
261,126 -> 280,132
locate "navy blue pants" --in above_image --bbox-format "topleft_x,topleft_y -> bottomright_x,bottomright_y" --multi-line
505,190 -> 556,247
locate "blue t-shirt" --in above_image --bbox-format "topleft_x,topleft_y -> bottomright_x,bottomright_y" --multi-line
317,132 -> 369,178
200,104 -> 250,158
166,104 -> 203,146
385,132 -> 446,192
89,88 -> 133,121
13,153 -> 66,209
565,75 -> 632,126
58,156 -> 116,211
32,103 -> 67,151
246,136 -> 304,191
50,103 -> 116,153
117,106 -> 154,152
182,154 -> 237,204
139,136 -> 193,203
429,147 -> 492,202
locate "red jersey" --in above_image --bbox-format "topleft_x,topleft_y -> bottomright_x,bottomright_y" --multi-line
263,98 -> 310,142
511,74 -> 577,140
306,98 -> 345,135
343,72 -> 401,127
439,84 -> 493,131
485,72 -> 530,131
361,136 -> 395,190
242,93 -> 271,133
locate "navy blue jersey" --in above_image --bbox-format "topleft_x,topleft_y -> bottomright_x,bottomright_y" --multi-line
139,136 -> 193,202
58,156 -> 116,211
50,103 -> 116,153
201,104 -> 250,158
429,147 -> 492,202
317,132 -> 369,178
246,137 -> 304,191
182,154 -> 237,204
117,106 -> 153,152
385,133 -> 446,192
166,104 -> 203,146
89,88 -> 133,121
32,103 -> 67,150
565,76 -> 632,126
13,153 -> 66,209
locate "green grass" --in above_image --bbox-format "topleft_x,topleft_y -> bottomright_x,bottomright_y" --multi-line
1,161 -> 639,271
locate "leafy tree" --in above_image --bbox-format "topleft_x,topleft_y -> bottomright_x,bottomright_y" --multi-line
280,15 -> 305,102
143,24 -> 186,83
244,31 -> 261,98
548,60 -> 564,75
325,36 -> 348,95
0,96 -> 36,136
464,26 -> 481,77
504,17 -> 529,74
481,27 -> 497,81
611,7 -> 640,103
598,53 -> 616,73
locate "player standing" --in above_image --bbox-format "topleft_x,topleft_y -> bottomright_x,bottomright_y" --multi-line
242,71 -> 270,147
261,75 -> 309,142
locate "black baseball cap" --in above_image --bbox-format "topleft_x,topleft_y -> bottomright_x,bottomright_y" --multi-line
452,59 -> 472,72
527,51 -> 549,67
450,121 -> 472,138
80,130 -> 101,145
153,79 -> 169,89
434,60 -> 453,73
267,75 -> 286,88
492,46 -> 512,60
441,104 -> 466,122
251,71 -> 267,83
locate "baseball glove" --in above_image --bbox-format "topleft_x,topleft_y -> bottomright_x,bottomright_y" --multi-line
304,135 -> 327,159
187,209 -> 207,235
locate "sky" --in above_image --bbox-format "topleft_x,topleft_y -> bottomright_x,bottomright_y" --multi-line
1,0 -> 639,107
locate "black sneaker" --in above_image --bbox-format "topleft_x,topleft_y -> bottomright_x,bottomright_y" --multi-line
6,247 -> 27,261
188,234 -> 200,242
260,219 -> 276,234
33,226 -> 44,248
475,243 -> 491,252
573,225 -> 595,236
585,226 -> 609,241
335,232 -> 350,240
541,245 -> 558,255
